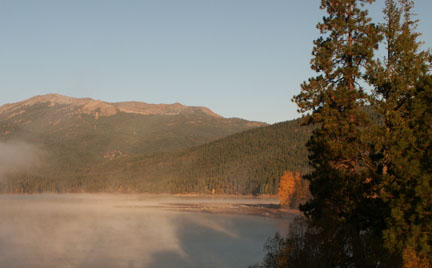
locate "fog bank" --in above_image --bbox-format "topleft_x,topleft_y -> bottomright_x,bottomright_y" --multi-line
0,141 -> 43,180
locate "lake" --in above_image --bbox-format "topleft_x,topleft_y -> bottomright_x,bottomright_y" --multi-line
0,194 -> 297,268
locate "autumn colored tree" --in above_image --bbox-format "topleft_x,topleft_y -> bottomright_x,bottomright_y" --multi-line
402,247 -> 431,268
279,171 -> 296,208
278,171 -> 304,208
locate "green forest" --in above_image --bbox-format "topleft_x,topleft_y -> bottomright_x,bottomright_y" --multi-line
1,118 -> 313,195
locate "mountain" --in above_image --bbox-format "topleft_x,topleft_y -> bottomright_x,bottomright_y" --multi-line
1,100 -> 313,194
0,96 -> 380,195
0,94 -> 271,193
0,94 -> 223,118
0,94 -> 265,165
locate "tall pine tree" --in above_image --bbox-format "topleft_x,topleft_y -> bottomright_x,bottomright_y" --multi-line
293,0 -> 385,266
368,0 -> 432,264
252,1 -> 430,267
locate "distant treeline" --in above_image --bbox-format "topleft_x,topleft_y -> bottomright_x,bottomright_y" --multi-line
1,119 -> 313,195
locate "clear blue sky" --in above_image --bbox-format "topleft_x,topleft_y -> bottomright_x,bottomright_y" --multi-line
1,0 -> 431,124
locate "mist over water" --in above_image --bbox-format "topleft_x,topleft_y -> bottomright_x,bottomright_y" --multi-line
0,141 -> 43,180
0,194 -> 294,268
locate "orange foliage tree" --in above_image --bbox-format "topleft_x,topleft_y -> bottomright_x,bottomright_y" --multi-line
402,248 -> 431,268
279,171 -> 309,209
279,171 -> 298,208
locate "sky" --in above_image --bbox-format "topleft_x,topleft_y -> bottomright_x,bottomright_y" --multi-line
1,0 -> 431,124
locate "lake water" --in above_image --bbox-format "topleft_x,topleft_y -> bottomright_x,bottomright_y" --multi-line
0,194 -> 296,268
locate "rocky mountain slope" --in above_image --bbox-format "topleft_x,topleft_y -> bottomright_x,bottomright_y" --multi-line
0,94 -> 226,119
0,94 -> 266,182
0,94 -> 265,154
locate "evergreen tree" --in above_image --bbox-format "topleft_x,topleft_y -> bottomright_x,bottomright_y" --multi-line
368,0 -> 431,263
293,0 -> 385,266
403,75 -> 432,266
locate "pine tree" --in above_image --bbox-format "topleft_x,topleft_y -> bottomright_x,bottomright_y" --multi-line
405,75 -> 432,265
368,0 -> 432,264
293,0 -> 384,266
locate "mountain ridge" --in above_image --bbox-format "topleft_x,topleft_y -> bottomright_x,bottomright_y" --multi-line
0,94 -> 267,173
0,93 -> 236,120
0,94 -> 294,195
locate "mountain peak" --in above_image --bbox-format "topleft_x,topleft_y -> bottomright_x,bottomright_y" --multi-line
0,94 -> 224,119
30,93 -> 78,101
113,101 -> 222,118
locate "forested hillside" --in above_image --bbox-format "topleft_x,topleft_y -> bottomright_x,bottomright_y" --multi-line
2,118 -> 313,195
0,94 -> 268,192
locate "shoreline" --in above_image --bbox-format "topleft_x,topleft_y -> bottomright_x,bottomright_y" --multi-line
0,192 -> 278,198
0,192 -> 300,219
163,203 -> 301,218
